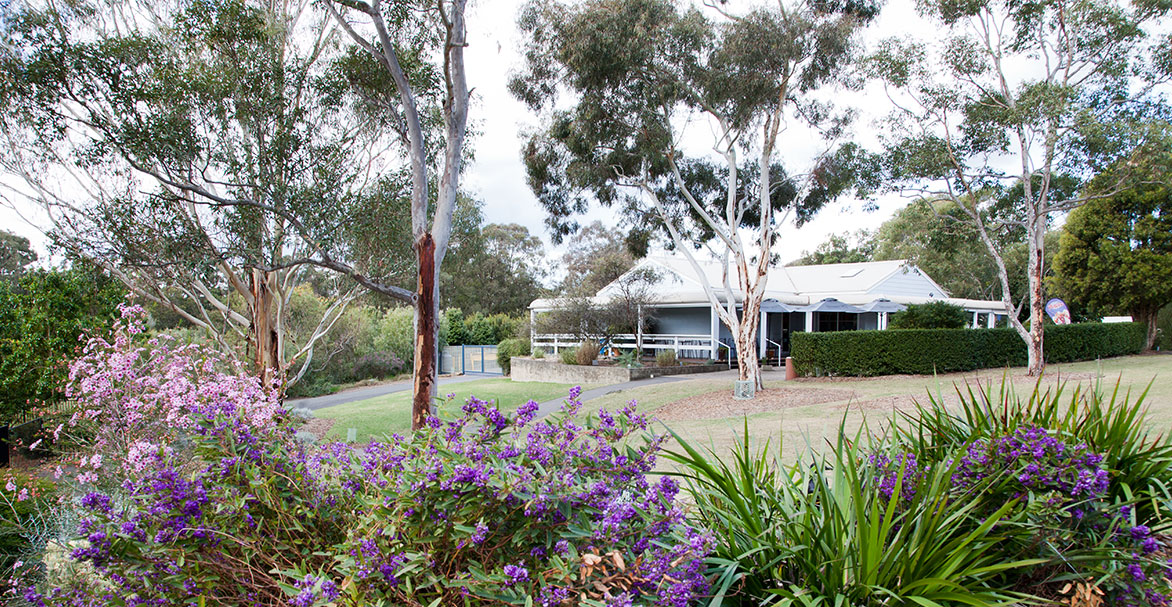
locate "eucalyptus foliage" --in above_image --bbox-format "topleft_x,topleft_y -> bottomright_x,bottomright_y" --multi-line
512,0 -> 880,389
866,0 -> 1172,374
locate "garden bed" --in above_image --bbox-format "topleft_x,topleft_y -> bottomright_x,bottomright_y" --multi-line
511,357 -> 728,384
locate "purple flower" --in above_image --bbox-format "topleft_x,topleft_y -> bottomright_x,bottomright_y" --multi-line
503,563 -> 529,586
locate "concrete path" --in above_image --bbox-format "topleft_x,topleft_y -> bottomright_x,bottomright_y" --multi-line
287,373 -> 494,411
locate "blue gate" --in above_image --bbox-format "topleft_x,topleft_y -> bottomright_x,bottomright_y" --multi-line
440,345 -> 502,375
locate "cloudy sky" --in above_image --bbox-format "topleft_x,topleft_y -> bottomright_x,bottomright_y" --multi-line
1,0 -> 972,274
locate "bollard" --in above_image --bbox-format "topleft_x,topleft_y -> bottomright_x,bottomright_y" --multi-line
784,356 -> 797,381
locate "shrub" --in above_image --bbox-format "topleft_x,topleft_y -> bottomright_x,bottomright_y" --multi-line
558,346 -> 578,365
0,265 -> 122,421
665,423 -> 1041,606
898,379 -> 1172,525
374,307 -> 417,368
575,341 -> 599,365
616,349 -> 642,368
349,350 -> 405,380
17,385 -> 712,607
532,347 -> 545,359
0,469 -> 56,570
496,337 -> 530,375
669,393 -> 1172,607
791,322 -> 1146,376
888,301 -> 969,329
444,308 -> 469,346
655,349 -> 678,367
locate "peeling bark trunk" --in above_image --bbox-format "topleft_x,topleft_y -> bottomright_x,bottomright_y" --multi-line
249,268 -> 282,396
412,233 -> 438,430
1025,215 -> 1046,376
736,297 -> 763,389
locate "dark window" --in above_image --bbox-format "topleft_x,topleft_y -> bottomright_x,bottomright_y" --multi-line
818,312 -> 858,332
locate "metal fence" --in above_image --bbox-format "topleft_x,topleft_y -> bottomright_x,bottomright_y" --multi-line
440,345 -> 502,375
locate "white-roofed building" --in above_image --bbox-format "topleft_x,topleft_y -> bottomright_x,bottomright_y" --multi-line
529,255 -> 1007,362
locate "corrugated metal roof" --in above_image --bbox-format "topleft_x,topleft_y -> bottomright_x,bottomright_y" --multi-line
533,254 -> 1004,312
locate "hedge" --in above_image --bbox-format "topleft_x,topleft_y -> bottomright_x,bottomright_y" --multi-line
790,322 -> 1147,377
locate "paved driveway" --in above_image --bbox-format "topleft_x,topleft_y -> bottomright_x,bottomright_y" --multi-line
287,373 -> 495,411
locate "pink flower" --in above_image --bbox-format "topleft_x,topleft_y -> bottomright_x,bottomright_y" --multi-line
16,489 -> 28,502
27,439 -> 41,450
4,480 -> 15,492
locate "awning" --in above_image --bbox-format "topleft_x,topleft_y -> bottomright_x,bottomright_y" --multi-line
858,299 -> 908,313
761,299 -> 797,313
795,298 -> 864,314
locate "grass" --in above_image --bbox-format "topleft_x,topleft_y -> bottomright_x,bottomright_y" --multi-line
314,378 -> 586,442
581,353 -> 1172,464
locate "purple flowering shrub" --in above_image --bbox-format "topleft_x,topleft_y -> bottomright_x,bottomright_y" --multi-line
18,349 -> 711,607
947,427 -> 1170,605
330,393 -> 711,607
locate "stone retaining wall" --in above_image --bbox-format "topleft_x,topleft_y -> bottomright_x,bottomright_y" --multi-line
511,357 -> 728,384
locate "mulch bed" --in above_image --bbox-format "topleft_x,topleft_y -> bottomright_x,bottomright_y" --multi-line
655,387 -> 859,421
300,418 -> 336,441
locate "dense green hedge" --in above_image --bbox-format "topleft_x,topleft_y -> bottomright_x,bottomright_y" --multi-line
791,322 -> 1147,377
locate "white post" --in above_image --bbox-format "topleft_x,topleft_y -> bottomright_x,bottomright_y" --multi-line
806,311 -> 815,333
759,309 -> 767,358
987,312 -> 995,328
636,304 -> 643,355
530,308 -> 536,343
879,311 -> 886,330
710,304 -> 719,359
972,310 -> 979,328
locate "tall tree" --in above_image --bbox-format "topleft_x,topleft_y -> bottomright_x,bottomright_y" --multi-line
558,221 -> 640,296
0,229 -> 37,283
0,0 -> 418,393
1053,187 -> 1172,349
442,218 -> 550,316
868,0 -> 1172,374
788,230 -> 875,266
512,0 -> 879,390
325,0 -> 470,427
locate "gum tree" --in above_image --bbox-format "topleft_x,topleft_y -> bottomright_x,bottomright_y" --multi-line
511,0 -> 879,390
0,0 -> 419,393
868,0 -> 1172,374
325,0 -> 469,426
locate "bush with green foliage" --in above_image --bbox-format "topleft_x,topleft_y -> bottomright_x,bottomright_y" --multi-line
532,347 -> 545,359
0,469 -> 56,571
496,337 -> 531,375
14,376 -> 712,606
666,423 -> 1043,606
558,347 -> 578,365
0,266 -> 122,420
791,322 -> 1146,376
655,349 -> 678,367
615,349 -> 642,368
888,301 -> 970,329
667,380 -> 1172,606
575,341 -> 599,366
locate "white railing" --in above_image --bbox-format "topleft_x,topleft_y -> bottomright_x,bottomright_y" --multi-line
532,333 -> 716,359
765,338 -> 784,367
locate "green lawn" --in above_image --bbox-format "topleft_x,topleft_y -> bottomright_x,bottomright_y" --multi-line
315,379 -> 586,442
581,353 -> 1172,465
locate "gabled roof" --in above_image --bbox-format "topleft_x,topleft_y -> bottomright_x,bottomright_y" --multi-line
784,259 -> 913,295
532,253 -> 999,311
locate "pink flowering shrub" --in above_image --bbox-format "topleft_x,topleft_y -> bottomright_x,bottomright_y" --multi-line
15,319 -> 711,607
59,303 -> 288,483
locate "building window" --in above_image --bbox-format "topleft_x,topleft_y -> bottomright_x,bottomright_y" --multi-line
818,312 -> 858,332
